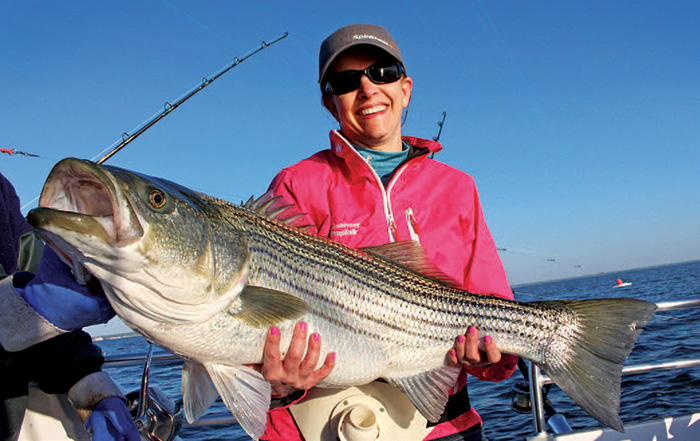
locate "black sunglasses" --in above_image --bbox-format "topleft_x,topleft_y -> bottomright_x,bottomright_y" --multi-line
323,62 -> 406,96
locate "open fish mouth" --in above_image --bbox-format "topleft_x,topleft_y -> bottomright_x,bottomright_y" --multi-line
27,158 -> 145,283
28,158 -> 143,246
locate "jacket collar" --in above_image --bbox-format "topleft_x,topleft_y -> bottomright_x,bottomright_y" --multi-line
329,130 -> 443,157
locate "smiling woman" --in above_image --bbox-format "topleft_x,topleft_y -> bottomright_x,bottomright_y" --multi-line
260,23 -> 520,441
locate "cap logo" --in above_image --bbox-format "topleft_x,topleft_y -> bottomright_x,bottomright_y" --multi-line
352,34 -> 393,48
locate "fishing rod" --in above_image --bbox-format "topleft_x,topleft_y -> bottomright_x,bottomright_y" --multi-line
432,111 -> 447,142
429,111 -> 446,159
96,31 -> 288,165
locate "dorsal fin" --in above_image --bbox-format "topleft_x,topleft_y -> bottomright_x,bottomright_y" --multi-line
241,190 -> 312,230
361,241 -> 462,289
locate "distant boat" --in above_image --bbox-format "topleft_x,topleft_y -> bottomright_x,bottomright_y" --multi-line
615,278 -> 632,288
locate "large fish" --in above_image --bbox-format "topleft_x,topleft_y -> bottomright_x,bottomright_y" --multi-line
28,158 -> 656,439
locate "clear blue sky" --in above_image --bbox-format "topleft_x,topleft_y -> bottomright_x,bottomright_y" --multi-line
2,0 -> 699,288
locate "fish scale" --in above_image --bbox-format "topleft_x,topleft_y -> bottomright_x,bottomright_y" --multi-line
27,158 -> 658,439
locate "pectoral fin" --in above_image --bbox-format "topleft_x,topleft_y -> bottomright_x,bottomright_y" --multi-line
205,363 -> 271,440
181,360 -> 219,423
386,364 -> 462,422
232,286 -> 309,328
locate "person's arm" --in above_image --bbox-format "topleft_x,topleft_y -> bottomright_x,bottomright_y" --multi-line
0,238 -> 138,439
449,181 -> 518,382
1,244 -> 115,350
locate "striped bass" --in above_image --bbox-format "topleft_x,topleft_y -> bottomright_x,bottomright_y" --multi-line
27,158 -> 657,439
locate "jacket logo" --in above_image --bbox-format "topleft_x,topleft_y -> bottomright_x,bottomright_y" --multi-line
331,222 -> 361,237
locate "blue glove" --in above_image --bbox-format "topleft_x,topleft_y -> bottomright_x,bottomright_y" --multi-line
86,396 -> 141,441
15,246 -> 115,330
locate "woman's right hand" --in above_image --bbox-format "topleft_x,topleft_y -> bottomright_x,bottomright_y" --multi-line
247,322 -> 336,398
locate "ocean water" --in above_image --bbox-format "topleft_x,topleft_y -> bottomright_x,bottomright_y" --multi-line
95,260 -> 700,440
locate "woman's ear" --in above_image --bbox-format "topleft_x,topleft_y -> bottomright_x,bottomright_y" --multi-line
323,95 -> 340,122
401,76 -> 413,108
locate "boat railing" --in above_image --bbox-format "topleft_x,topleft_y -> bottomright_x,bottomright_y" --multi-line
102,299 -> 700,431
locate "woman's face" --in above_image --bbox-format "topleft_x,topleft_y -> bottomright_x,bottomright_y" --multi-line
323,48 -> 412,152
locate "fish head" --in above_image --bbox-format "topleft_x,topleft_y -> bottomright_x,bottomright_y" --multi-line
27,158 -> 249,326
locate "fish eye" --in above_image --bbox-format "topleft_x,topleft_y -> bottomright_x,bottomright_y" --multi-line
149,189 -> 167,208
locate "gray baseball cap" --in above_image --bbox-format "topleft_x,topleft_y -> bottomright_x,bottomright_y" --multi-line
318,24 -> 404,84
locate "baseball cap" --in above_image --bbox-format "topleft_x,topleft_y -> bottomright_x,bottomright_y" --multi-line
318,24 -> 404,84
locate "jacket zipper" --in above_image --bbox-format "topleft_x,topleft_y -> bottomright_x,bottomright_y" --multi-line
405,207 -> 420,243
348,146 -> 399,242
342,136 -> 420,243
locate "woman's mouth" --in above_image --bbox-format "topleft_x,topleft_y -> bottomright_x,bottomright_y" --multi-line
358,105 -> 387,116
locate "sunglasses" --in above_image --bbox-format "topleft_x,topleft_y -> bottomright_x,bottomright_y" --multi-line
323,62 -> 406,96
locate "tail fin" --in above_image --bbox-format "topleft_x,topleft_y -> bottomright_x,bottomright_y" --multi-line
539,298 -> 657,432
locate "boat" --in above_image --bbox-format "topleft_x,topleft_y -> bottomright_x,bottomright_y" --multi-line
614,278 -> 632,288
17,299 -> 700,441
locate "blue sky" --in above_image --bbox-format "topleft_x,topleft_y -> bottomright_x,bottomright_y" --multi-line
2,0 -> 699,289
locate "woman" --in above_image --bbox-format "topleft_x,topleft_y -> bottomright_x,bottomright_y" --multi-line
257,24 -> 518,440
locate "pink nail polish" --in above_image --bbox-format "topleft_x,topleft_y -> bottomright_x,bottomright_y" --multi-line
313,333 -> 320,342
299,321 -> 307,331
457,335 -> 465,343
484,336 -> 492,344
468,326 -> 476,335
270,326 -> 279,336
449,349 -> 456,358
330,352 -> 336,360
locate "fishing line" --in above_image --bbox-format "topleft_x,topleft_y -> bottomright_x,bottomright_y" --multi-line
161,0 -> 241,50
498,247 -> 584,269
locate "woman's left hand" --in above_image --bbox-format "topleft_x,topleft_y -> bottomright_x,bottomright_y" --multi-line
448,326 -> 502,367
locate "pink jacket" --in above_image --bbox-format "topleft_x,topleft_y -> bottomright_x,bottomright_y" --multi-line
263,130 -> 517,440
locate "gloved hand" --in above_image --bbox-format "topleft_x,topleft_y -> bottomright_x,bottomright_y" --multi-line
15,246 -> 115,330
85,396 -> 141,441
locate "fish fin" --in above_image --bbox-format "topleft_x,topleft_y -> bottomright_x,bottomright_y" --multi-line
361,241 -> 462,288
241,190 -> 310,227
181,360 -> 219,423
536,298 -> 657,433
206,363 -> 271,440
386,364 -> 462,422
232,286 -> 309,328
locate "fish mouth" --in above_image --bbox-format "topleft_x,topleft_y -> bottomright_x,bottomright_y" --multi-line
27,157 -> 144,250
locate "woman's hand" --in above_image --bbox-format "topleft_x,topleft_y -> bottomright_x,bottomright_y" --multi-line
448,326 -> 502,367
248,321 -> 336,398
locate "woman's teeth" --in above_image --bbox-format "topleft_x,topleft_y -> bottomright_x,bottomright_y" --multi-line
359,105 -> 386,116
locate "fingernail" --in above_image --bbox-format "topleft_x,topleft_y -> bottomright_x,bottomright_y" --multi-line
299,321 -> 308,332
468,326 -> 476,335
270,326 -> 279,336
330,352 -> 336,361
312,333 -> 320,342
457,335 -> 465,343
484,335 -> 492,344
449,349 -> 456,358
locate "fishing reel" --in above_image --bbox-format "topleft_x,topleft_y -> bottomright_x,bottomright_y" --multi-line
125,345 -> 184,441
